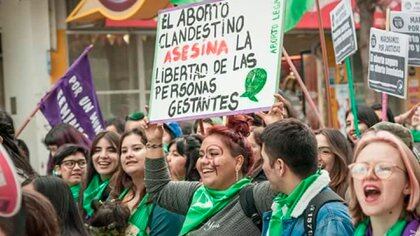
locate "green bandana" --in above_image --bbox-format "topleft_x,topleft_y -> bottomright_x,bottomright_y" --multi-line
70,184 -> 81,203
119,189 -> 154,236
180,178 -> 251,235
354,218 -> 407,236
83,175 -> 110,217
268,171 -> 321,235
411,130 -> 420,143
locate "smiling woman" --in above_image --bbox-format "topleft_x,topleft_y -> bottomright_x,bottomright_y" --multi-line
144,116 -> 276,236
53,144 -> 88,202
103,129 -> 184,235
81,131 -> 121,219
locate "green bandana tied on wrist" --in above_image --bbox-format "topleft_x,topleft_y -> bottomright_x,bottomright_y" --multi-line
180,178 -> 251,235
119,189 -> 154,236
411,130 -> 420,143
354,218 -> 407,236
83,175 -> 110,217
268,171 -> 321,235
70,184 -> 81,203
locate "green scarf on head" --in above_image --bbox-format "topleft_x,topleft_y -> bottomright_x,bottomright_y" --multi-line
70,184 -> 81,203
179,178 -> 251,235
119,189 -> 154,236
83,175 -> 110,217
268,171 -> 321,235
354,218 -> 407,236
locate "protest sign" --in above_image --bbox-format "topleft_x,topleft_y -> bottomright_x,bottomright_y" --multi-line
330,0 -> 358,64
0,144 -> 21,217
402,0 -> 420,12
368,28 -> 410,99
390,11 -> 420,66
40,46 -> 105,140
149,0 -> 286,122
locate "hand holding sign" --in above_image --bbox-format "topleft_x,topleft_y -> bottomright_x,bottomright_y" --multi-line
256,94 -> 286,126
144,123 -> 164,145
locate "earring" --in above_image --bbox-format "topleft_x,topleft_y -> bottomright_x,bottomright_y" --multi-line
235,169 -> 239,182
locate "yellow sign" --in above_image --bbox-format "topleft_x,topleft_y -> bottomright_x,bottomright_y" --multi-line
67,0 -> 170,22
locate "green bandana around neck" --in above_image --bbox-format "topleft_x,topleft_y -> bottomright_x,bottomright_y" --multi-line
83,174 -> 110,217
179,178 -> 251,235
119,190 -> 154,236
354,218 -> 407,236
70,184 -> 81,203
268,171 -> 321,235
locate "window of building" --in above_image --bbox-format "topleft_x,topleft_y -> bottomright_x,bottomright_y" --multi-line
67,33 -> 156,120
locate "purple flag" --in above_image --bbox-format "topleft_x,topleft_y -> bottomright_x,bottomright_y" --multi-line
40,45 -> 105,140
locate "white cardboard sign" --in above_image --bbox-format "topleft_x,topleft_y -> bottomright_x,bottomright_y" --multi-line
149,0 -> 286,122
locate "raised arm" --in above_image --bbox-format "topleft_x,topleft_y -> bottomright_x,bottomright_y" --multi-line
144,123 -> 200,215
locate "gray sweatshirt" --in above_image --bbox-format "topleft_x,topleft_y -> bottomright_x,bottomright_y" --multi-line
145,157 -> 276,236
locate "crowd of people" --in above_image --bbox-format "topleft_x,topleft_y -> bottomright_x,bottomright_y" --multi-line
0,92 -> 419,236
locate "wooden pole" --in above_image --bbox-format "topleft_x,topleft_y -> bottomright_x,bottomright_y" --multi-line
283,47 -> 325,128
315,0 -> 333,127
382,8 -> 391,122
15,45 -> 94,138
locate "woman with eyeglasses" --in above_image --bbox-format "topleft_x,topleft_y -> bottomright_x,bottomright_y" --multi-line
349,130 -> 420,235
315,129 -> 352,198
53,144 -> 88,202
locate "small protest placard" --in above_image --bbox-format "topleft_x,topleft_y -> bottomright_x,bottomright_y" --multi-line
330,0 -> 357,64
368,28 -> 410,99
402,0 -> 420,12
149,0 -> 286,122
390,11 -> 420,66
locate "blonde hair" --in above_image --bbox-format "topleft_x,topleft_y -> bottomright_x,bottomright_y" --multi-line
349,130 -> 420,224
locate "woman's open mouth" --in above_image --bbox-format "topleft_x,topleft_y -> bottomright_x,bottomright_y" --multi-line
363,185 -> 381,203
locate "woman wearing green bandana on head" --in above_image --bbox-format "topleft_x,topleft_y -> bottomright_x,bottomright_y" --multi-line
144,115 -> 276,236
349,130 -> 420,236
81,131 -> 121,219
53,144 -> 88,203
109,128 -> 183,235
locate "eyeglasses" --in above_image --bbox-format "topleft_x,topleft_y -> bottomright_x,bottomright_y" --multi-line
318,146 -> 333,156
61,160 -> 87,169
348,162 -> 406,180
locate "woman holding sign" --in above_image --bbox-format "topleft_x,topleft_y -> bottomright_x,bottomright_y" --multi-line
349,130 -> 420,235
81,131 -> 120,219
144,116 -> 275,235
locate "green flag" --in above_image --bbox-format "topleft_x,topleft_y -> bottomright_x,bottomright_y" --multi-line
170,0 -> 314,32
284,0 -> 315,32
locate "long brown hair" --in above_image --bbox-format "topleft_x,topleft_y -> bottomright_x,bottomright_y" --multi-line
315,129 -> 352,198
110,129 -> 149,208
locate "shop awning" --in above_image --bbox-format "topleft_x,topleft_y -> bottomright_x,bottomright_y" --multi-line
66,0 -> 170,23
104,0 -> 401,30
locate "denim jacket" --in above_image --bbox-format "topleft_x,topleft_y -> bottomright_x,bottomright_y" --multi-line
261,171 -> 354,236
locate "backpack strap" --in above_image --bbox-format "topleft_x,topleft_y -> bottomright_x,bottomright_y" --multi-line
239,185 -> 262,231
304,189 -> 344,236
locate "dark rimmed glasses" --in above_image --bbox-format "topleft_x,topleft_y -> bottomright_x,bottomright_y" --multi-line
61,160 -> 87,169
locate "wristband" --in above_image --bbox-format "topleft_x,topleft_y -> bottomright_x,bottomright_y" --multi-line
146,142 -> 163,149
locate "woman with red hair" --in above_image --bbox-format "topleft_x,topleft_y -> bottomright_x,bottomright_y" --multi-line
349,130 -> 420,235
144,116 -> 275,235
